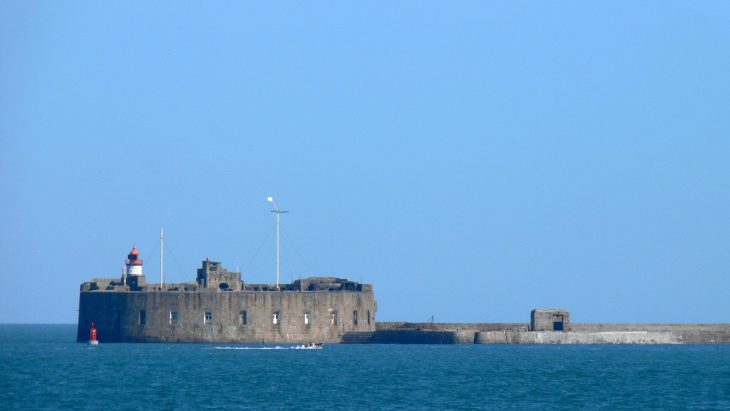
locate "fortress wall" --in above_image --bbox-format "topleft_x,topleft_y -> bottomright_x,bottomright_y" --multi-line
78,290 -> 376,344
77,291 -> 129,342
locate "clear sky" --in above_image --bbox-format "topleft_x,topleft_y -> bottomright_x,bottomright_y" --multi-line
1,2 -> 728,324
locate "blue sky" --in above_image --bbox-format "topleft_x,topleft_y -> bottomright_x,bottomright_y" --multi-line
1,2 -> 728,324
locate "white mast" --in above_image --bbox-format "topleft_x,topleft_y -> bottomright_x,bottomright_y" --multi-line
237,256 -> 243,290
160,227 -> 164,288
267,197 -> 288,290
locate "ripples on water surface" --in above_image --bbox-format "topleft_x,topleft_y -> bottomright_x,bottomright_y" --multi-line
1,325 -> 729,410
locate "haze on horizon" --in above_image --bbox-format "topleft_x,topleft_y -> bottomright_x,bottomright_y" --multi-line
1,2 -> 728,324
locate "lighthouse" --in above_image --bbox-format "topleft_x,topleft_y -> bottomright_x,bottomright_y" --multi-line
126,246 -> 143,275
124,246 -> 146,289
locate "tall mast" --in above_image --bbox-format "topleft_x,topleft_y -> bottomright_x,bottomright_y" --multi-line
160,227 -> 164,288
267,197 -> 288,290
237,256 -> 243,290
276,211 -> 280,289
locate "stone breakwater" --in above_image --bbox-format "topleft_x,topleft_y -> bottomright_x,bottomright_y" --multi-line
361,323 -> 730,344
474,331 -> 680,344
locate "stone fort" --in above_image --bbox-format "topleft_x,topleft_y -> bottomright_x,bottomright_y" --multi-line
77,247 -> 376,343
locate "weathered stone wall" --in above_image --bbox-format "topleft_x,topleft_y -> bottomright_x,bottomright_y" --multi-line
78,289 -> 376,344
374,323 -> 730,344
371,330 -> 459,344
570,324 -> 730,344
571,323 -> 730,332
376,322 -> 528,331
475,331 -> 681,344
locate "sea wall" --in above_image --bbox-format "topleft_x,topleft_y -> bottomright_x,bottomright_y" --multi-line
368,323 -> 525,344
570,323 -> 730,344
376,322 -> 527,332
370,323 -> 730,344
77,290 -> 376,344
474,331 -> 681,344
369,329 -> 477,344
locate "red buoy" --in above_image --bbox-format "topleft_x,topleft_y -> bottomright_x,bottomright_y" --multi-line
89,321 -> 99,345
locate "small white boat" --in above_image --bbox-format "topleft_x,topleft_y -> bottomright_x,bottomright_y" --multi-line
89,340 -> 99,346
295,342 -> 324,350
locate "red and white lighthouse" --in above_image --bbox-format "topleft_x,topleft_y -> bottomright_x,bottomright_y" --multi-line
126,246 -> 143,276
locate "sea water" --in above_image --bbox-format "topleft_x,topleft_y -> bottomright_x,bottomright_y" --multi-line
1,325 -> 729,410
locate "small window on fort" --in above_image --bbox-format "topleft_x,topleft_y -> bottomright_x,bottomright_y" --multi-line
170,310 -> 178,325
239,311 -> 247,325
139,310 -> 146,326
272,311 -> 280,325
367,310 -> 371,325
353,310 -> 358,326
204,311 -> 212,324
304,312 -> 310,325
330,311 -> 338,326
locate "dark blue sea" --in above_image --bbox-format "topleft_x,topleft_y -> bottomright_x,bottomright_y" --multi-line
1,325 -> 729,410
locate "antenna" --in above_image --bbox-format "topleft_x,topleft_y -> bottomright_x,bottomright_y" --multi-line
267,196 -> 288,290
237,256 -> 244,291
160,227 -> 164,289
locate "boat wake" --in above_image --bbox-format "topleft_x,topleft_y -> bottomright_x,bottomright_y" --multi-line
210,345 -> 323,350
211,346 -> 289,350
